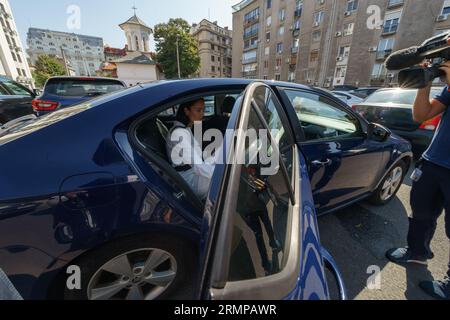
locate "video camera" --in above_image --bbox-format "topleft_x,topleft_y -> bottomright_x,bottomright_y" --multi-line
385,31 -> 450,88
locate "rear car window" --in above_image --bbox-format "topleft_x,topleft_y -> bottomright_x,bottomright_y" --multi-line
45,79 -> 125,97
365,88 -> 443,105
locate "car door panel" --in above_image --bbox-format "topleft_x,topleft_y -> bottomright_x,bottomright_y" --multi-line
198,82 -> 334,300
280,88 -> 386,213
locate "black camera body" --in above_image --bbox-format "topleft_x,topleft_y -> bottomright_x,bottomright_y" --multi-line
386,31 -> 450,88
398,65 -> 445,89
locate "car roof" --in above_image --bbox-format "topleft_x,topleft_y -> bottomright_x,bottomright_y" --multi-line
47,76 -> 126,83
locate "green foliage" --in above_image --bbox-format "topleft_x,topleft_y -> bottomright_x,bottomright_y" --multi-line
154,18 -> 200,79
32,54 -> 67,88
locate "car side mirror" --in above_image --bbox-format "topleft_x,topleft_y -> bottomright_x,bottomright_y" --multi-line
367,123 -> 391,142
32,89 -> 41,97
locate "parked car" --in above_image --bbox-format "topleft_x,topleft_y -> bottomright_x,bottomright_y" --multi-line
350,87 -> 382,99
332,90 -> 364,105
0,76 -> 36,125
0,79 -> 413,300
32,77 -> 126,116
333,85 -> 358,91
352,87 -> 443,154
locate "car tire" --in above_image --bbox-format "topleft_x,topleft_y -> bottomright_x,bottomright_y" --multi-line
368,161 -> 407,206
62,234 -> 196,300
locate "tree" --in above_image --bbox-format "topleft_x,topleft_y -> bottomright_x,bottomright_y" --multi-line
32,54 -> 67,88
154,18 -> 200,79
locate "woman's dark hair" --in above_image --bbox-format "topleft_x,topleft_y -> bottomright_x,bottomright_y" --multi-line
176,98 -> 205,126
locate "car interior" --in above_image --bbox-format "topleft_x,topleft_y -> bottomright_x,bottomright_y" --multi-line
133,91 -> 242,210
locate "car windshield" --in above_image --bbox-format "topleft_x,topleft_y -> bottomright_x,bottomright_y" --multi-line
45,78 -> 125,97
364,88 -> 443,105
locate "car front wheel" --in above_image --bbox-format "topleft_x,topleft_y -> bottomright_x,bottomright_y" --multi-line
369,162 -> 406,206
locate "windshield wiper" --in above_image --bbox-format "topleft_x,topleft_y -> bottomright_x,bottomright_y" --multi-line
0,114 -> 37,136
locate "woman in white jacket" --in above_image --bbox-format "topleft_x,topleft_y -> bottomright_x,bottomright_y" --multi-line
166,98 -> 216,200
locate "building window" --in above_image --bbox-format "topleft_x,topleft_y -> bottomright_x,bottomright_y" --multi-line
313,11 -> 324,26
267,0 -> 272,9
265,46 -> 270,55
212,66 -> 215,72
275,74 -> 281,81
276,42 -> 283,54
17,54 -> 22,63
11,52 -> 16,61
371,63 -> 386,78
377,38 -> 395,57
266,16 -> 272,27
294,19 -> 301,30
383,10 -> 402,33
443,0 -> 450,15
343,22 -> 354,36
276,58 -> 282,67
266,31 -> 271,42
346,0 -> 358,12
310,50 -> 319,62
211,55 -> 215,62
242,50 -> 257,63
278,26 -> 285,36
264,60 -> 269,68
312,30 -> 321,42
278,8 -> 286,22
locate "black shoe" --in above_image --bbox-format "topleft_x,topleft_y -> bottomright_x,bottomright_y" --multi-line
386,248 -> 429,266
419,277 -> 450,300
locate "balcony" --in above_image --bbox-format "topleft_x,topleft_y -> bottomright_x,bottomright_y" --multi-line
294,8 -> 302,17
244,15 -> 260,27
242,70 -> 257,78
243,30 -> 259,40
376,49 -> 392,60
387,0 -> 404,9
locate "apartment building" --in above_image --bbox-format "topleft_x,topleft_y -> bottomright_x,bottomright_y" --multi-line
191,19 -> 233,78
0,0 -> 33,86
27,28 -> 104,77
233,0 -> 450,87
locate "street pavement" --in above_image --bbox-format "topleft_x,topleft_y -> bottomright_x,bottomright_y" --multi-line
319,165 -> 449,300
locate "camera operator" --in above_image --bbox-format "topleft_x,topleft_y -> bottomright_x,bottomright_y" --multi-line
386,60 -> 450,300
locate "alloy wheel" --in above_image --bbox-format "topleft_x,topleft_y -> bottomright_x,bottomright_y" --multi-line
87,248 -> 177,300
380,166 -> 403,201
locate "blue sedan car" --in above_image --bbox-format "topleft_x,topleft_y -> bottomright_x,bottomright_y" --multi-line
0,79 -> 411,300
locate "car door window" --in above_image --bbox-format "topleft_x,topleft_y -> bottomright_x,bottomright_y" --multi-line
252,86 -> 293,181
284,90 -> 361,142
0,84 -> 10,95
1,80 -> 31,96
227,104 -> 293,282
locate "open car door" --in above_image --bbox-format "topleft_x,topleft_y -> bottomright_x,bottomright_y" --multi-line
197,82 -> 338,300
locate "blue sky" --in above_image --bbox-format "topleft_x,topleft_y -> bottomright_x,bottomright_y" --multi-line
10,0 -> 237,50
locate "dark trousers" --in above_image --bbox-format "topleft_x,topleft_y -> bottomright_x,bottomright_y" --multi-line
408,160 -> 450,277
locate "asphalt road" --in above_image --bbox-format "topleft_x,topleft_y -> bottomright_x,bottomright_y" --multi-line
319,165 -> 450,300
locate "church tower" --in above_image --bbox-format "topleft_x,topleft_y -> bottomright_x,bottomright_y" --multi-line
119,9 -> 153,52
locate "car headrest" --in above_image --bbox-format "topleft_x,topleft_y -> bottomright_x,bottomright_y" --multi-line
66,86 -> 86,96
137,118 -> 168,161
222,96 -> 236,114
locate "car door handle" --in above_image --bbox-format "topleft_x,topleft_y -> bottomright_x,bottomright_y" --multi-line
312,159 -> 332,167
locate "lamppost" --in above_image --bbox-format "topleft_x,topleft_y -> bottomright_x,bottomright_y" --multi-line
176,34 -> 181,79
